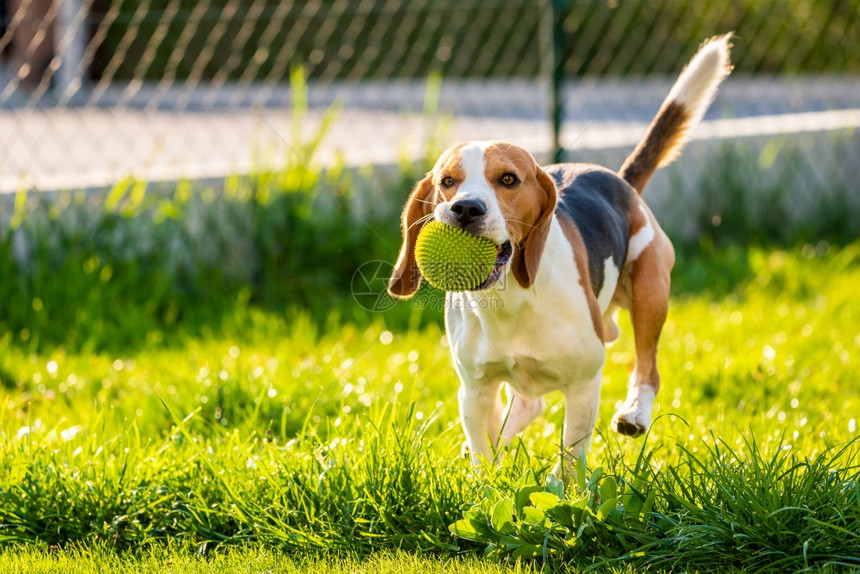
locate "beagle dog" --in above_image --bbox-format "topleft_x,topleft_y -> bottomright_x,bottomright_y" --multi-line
388,36 -> 732,470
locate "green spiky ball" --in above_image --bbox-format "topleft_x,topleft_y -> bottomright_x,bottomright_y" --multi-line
414,221 -> 497,291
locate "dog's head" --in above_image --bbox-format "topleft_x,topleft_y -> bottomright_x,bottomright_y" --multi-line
388,141 -> 558,298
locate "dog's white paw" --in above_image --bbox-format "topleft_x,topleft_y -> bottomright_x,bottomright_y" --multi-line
611,409 -> 649,437
611,385 -> 656,437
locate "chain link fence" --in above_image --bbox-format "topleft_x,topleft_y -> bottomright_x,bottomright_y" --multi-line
1,0 -> 859,237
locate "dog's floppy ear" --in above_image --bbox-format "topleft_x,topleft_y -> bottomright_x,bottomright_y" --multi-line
388,172 -> 435,298
511,166 -> 557,289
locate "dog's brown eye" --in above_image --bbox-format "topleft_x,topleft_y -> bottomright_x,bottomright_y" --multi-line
440,176 -> 455,188
500,173 -> 518,186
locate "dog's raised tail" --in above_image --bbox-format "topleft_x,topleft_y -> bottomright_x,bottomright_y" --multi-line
620,34 -> 733,193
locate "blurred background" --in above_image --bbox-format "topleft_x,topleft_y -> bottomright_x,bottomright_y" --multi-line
0,0 -> 858,349
1,0 -> 858,199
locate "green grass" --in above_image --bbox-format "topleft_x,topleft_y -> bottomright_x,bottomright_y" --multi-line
0,546 -> 548,574
0,241 -> 858,572
1,121 -> 859,571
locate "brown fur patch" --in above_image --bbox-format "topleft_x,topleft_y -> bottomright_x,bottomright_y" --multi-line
627,195 -> 650,237
481,143 -> 552,244
479,143 -> 558,289
620,101 -> 690,193
388,174 -> 435,297
628,241 -> 671,392
557,212 -> 604,342
389,141 -> 559,295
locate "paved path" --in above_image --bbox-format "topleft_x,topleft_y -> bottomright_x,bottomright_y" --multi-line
1,78 -> 859,193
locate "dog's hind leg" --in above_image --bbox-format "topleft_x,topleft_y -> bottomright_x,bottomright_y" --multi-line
499,384 -> 545,444
612,227 -> 674,437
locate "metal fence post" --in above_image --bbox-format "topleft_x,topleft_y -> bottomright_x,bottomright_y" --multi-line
549,0 -> 567,163
56,0 -> 87,97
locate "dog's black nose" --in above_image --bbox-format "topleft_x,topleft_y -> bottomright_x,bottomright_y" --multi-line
450,199 -> 487,227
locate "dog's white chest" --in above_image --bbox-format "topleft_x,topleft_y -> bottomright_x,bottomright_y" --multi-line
448,305 -> 603,397
445,219 -> 606,397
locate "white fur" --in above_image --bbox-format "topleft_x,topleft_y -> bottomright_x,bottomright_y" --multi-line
433,141 -> 509,243
552,369 -> 602,477
611,382 -> 656,436
660,34 -> 733,166
447,216 -> 605,463
626,205 -> 655,263
597,257 -> 620,312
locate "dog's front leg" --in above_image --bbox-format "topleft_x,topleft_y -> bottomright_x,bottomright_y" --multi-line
552,370 -> 602,481
458,381 -> 503,465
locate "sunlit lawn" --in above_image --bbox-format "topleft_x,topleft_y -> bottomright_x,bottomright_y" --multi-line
0,243 -> 858,572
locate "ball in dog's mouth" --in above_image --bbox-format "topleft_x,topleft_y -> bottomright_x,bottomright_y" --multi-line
414,221 -> 498,291
474,241 -> 512,290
